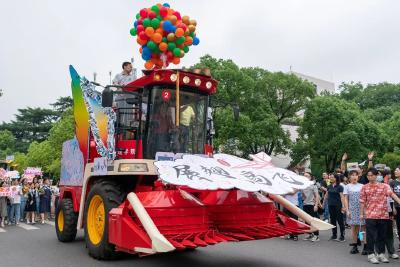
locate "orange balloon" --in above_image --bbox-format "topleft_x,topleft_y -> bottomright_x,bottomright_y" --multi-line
185,29 -> 190,36
175,28 -> 184,38
137,37 -> 147,46
145,27 -> 154,37
182,16 -> 190,25
168,8 -> 174,15
152,32 -> 162,43
155,28 -> 164,34
177,43 -> 184,49
139,47 -> 143,53
159,42 -> 168,52
156,3 -> 162,8
188,25 -> 196,32
189,19 -> 197,26
170,15 -> 177,25
167,33 -> 175,42
184,36 -> 193,46
144,61 -> 154,70
172,57 -> 180,64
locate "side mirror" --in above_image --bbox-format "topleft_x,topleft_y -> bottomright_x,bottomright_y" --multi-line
102,88 -> 113,107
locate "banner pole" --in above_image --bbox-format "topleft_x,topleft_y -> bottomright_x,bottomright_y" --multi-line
176,71 -> 180,126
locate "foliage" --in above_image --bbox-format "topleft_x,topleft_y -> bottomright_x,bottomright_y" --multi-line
292,96 -> 387,172
0,130 -> 16,159
192,55 -> 316,157
380,152 -> 400,172
0,97 -> 73,153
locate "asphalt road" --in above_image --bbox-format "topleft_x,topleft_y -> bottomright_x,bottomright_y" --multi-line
1,222 -> 400,267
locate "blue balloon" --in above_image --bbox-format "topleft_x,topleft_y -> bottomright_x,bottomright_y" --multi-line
134,21 -> 138,27
163,3 -> 170,7
142,46 -> 151,55
163,20 -> 172,31
193,37 -> 200,46
169,26 -> 176,33
142,52 -> 151,61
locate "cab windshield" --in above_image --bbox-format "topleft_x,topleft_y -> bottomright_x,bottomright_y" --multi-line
145,87 -> 207,159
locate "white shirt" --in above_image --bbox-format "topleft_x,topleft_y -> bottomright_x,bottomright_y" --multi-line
343,183 -> 363,195
284,192 -> 299,206
113,71 -> 136,86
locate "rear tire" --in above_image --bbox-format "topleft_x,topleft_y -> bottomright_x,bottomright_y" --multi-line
84,180 -> 125,260
55,198 -> 78,242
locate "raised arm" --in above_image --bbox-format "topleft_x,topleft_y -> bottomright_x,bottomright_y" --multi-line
340,153 -> 348,173
367,152 -> 374,169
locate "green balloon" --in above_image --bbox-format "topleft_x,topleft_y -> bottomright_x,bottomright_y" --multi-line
136,13 -> 140,20
168,42 -> 176,51
129,28 -> 137,36
143,18 -> 151,28
153,46 -> 161,54
176,36 -> 185,45
183,46 -> 189,53
151,5 -> 160,14
147,41 -> 157,50
157,15 -> 163,21
189,32 -> 195,38
151,18 -> 160,29
162,37 -> 167,43
173,48 -> 181,57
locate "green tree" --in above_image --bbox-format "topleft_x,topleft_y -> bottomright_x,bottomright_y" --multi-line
0,130 -> 16,159
380,152 -> 400,172
292,96 -> 387,172
51,96 -> 73,115
0,107 -> 58,152
191,55 -> 316,156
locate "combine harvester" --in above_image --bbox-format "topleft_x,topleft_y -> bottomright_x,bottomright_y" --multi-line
55,3 -> 332,260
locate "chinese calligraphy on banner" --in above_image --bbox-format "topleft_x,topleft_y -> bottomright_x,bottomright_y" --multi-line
154,152 -> 312,195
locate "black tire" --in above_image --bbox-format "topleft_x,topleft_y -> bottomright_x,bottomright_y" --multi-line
55,198 -> 78,242
84,180 -> 125,260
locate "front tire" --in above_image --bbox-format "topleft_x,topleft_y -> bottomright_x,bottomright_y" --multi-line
84,180 -> 125,260
55,198 -> 78,242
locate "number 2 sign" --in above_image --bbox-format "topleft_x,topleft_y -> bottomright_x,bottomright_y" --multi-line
161,90 -> 171,102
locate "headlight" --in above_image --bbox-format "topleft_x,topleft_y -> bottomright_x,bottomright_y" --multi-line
170,74 -> 177,82
183,76 -> 190,84
206,81 -> 212,89
194,78 -> 201,86
118,163 -> 148,172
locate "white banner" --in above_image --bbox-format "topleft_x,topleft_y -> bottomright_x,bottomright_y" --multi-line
154,152 -> 312,195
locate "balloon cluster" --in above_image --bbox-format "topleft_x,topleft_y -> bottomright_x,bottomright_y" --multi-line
130,3 -> 200,70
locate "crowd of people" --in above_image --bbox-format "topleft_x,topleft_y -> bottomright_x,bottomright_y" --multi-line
283,152 -> 400,264
0,177 -> 59,227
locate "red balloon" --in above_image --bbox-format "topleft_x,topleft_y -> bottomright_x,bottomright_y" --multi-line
137,19 -> 143,25
139,9 -> 148,18
139,31 -> 149,40
148,11 -> 157,19
166,51 -> 174,60
173,11 -> 181,20
177,23 -> 187,32
160,7 -> 168,17
136,25 -> 145,33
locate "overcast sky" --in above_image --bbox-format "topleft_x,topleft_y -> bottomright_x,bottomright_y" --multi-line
1,0 -> 400,122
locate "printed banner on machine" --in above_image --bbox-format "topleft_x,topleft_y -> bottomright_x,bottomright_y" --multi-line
154,152 -> 312,195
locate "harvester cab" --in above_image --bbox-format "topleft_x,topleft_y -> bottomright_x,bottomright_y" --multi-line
96,69 -> 216,162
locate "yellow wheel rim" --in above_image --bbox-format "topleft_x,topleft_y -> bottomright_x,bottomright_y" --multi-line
87,195 -> 105,245
58,209 -> 64,232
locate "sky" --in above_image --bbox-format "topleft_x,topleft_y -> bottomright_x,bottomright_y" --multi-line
1,0 -> 400,122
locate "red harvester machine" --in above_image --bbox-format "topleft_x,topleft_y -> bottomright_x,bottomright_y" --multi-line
55,67 -> 312,260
